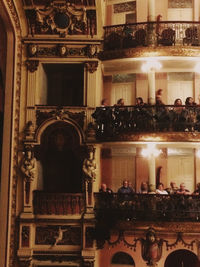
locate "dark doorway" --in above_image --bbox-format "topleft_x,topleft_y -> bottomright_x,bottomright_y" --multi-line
164,249 -> 200,267
43,63 -> 84,106
111,252 -> 135,266
40,122 -> 82,193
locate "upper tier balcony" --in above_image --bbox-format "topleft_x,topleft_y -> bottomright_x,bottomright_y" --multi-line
92,104 -> 200,142
99,21 -> 200,61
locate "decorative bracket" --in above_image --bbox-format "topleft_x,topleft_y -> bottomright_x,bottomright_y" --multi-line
25,60 -> 39,73
85,61 -> 98,73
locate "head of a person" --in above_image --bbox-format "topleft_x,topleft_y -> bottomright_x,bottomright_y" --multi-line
101,98 -> 108,106
157,182 -> 164,191
174,98 -> 182,106
197,183 -> 200,190
185,97 -> 194,106
136,97 -> 144,105
117,98 -> 125,106
141,182 -> 148,191
101,183 -> 107,192
123,180 -> 128,188
156,89 -> 163,96
128,181 -> 132,188
180,182 -> 186,191
170,181 -> 177,189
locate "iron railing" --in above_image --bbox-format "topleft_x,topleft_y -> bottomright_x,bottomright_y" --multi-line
92,105 -> 200,139
103,21 -> 200,50
95,193 -> 200,222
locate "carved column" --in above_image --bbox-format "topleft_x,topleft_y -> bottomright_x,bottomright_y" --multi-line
148,71 -> 156,105
148,0 -> 155,21
85,61 -> 100,107
26,60 -> 39,125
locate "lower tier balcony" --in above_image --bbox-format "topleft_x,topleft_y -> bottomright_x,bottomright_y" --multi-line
94,193 -> 200,223
92,105 -> 200,141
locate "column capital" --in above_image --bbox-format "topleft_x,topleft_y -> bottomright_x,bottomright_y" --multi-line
25,60 -> 39,73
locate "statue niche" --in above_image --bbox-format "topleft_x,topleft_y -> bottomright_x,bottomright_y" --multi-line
40,123 -> 82,193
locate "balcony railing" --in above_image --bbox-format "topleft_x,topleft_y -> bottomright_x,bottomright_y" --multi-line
103,21 -> 200,51
33,191 -> 85,215
92,105 -> 200,139
94,193 -> 200,222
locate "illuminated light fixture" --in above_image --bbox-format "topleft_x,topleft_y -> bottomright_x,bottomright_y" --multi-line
194,62 -> 200,73
141,59 -> 162,72
141,143 -> 162,158
196,149 -> 200,158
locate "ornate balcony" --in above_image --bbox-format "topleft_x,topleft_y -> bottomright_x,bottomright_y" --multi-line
94,193 -> 200,223
33,191 -> 85,215
92,105 -> 200,142
99,21 -> 200,60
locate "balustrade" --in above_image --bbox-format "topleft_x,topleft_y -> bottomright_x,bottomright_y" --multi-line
103,21 -> 200,51
33,191 -> 85,215
92,105 -> 200,139
95,193 -> 200,222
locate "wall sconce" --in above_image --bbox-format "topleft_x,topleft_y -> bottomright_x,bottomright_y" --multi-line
141,143 -> 162,158
141,59 -> 162,72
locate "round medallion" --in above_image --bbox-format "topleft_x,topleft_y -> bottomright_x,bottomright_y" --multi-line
54,12 -> 70,29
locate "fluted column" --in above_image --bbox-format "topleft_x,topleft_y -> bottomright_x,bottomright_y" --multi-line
148,71 -> 156,105
148,0 -> 156,21
148,156 -> 156,192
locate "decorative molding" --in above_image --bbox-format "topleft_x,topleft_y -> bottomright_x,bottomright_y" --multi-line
21,226 -> 30,247
25,60 -> 39,73
3,1 -> 23,267
114,1 -> 136,13
85,61 -> 98,73
98,46 -> 200,61
26,44 -> 99,58
24,2 -> 96,37
35,226 -> 81,245
36,109 -> 85,129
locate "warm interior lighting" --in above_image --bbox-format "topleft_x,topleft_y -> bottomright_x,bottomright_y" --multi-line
196,149 -> 200,158
141,59 -> 162,72
194,62 -> 200,73
141,143 -> 162,158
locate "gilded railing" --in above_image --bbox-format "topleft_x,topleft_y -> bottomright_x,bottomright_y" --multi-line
103,21 -> 200,50
33,191 -> 85,215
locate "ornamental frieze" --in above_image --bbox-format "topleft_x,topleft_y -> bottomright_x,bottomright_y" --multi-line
24,1 -> 96,37
35,226 -> 81,245
27,43 -> 99,58
36,109 -> 85,128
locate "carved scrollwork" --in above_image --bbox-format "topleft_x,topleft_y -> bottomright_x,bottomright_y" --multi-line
25,60 -> 39,73
24,1 -> 96,37
85,61 -> 98,73
24,121 -> 35,140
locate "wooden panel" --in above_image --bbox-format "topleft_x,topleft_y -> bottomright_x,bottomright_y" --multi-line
111,82 -> 136,105
167,80 -> 193,104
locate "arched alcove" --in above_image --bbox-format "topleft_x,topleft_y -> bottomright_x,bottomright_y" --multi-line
38,121 -> 83,193
164,249 -> 200,267
111,252 -> 135,267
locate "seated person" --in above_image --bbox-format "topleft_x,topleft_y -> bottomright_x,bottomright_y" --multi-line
156,183 -> 168,195
99,183 -> 113,194
176,182 -> 190,195
166,181 -> 178,194
138,181 -> 148,194
115,98 -> 125,106
192,183 -> 200,195
118,180 -> 134,201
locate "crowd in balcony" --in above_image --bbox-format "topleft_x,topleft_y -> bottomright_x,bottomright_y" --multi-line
99,180 -> 200,197
92,90 -> 200,136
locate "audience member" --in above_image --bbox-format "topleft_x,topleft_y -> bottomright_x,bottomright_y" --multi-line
136,97 -> 146,107
138,181 -> 148,194
166,181 -> 178,194
101,98 -> 109,107
118,180 -> 134,201
115,98 -> 125,106
156,89 -> 164,105
176,182 -> 190,195
156,183 -> 168,195
185,97 -> 196,106
99,183 -> 113,194
192,183 -> 200,195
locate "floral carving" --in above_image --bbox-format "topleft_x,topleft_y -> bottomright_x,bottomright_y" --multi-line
85,61 -> 98,73
25,60 -> 39,73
